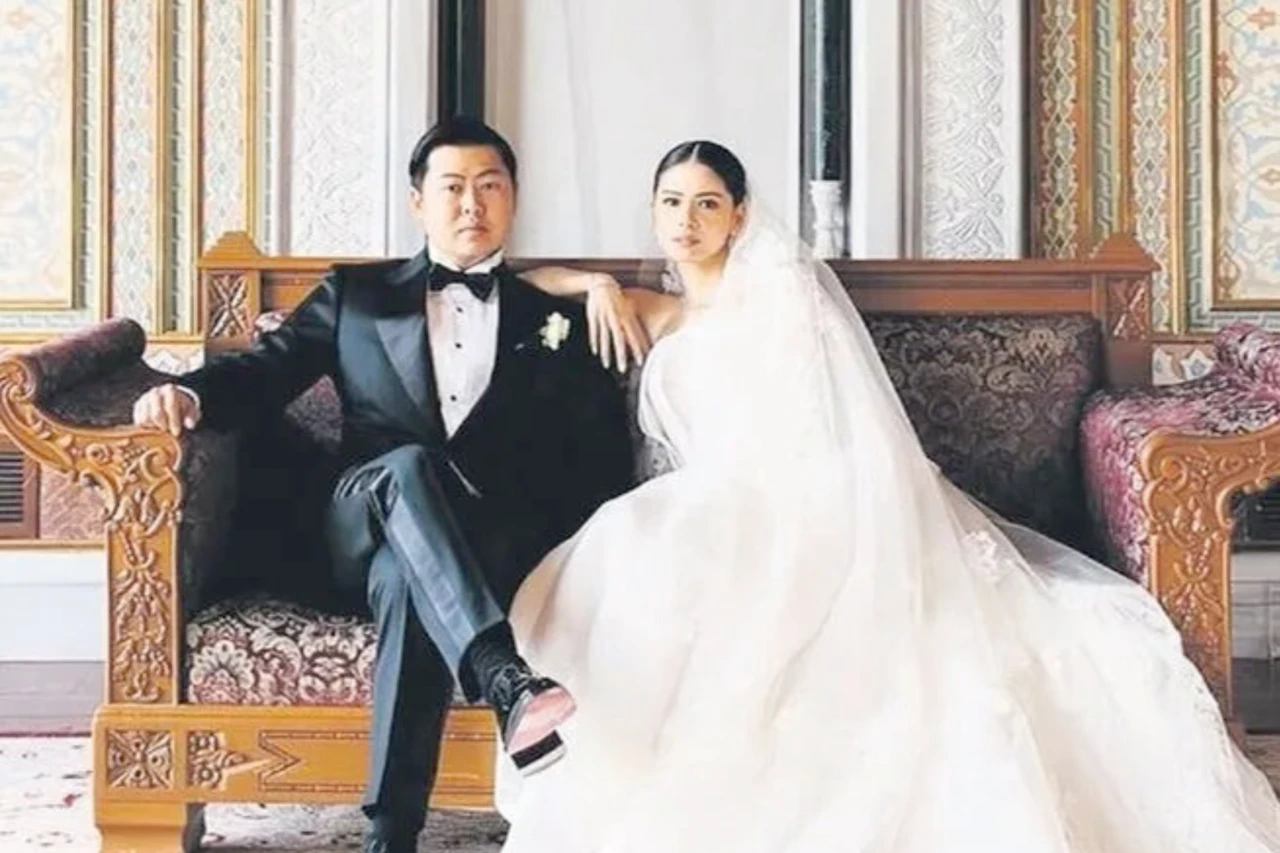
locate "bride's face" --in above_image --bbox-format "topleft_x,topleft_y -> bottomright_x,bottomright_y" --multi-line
652,162 -> 744,266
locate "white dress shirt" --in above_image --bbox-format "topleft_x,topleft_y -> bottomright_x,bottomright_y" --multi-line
426,245 -> 503,437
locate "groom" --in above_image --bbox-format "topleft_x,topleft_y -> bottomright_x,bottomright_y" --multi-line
132,117 -> 634,852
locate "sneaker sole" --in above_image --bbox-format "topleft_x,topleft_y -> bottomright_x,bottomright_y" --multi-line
505,686 -> 576,755
511,730 -> 566,776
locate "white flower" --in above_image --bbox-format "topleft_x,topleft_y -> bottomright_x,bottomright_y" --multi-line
539,312 -> 572,351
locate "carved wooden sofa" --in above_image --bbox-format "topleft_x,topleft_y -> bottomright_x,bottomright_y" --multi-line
5,230 -> 1280,851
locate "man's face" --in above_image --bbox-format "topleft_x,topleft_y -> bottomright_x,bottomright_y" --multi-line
410,144 -> 515,267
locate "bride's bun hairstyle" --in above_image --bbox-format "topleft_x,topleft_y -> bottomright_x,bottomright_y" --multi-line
652,140 -> 748,206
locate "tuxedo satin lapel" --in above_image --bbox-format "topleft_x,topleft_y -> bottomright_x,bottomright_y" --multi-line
374,252 -> 446,443
448,271 -> 541,445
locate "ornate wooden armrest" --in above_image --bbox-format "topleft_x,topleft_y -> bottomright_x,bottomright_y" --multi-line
0,320 -> 240,705
1081,323 -> 1280,716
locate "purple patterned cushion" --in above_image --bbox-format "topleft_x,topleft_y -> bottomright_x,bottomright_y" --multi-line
1081,367 -> 1280,581
865,314 -> 1102,547
1215,322 -> 1280,388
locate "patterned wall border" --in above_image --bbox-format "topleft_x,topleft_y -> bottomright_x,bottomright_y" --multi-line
1032,0 -> 1092,259
1092,0 -> 1138,242
0,0 -> 261,344
1127,0 -> 1186,334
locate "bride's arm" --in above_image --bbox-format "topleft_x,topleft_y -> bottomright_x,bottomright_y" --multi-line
522,265 -> 614,298
524,266 -> 652,371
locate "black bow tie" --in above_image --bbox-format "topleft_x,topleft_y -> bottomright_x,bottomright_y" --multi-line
427,263 -> 499,300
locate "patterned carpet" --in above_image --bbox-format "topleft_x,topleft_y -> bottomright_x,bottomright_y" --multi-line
5,735 -> 1280,851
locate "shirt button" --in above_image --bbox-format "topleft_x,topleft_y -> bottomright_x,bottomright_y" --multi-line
449,395 -> 458,402
455,342 -> 462,349
455,307 -> 463,314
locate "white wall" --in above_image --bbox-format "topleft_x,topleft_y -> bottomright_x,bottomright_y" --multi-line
486,0 -> 800,257
0,551 -> 104,661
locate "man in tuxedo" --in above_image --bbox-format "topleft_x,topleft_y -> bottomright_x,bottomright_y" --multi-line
133,117 -> 634,852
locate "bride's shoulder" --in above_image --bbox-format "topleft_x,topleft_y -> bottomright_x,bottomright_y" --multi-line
625,288 -> 683,341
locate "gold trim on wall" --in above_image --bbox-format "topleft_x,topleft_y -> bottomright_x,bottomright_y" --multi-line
243,0 -> 261,242
188,0 -> 204,335
1204,0 -> 1224,311
1113,0 -> 1133,233
0,0 -> 82,312
1077,0 -> 1097,252
98,0 -> 112,324
152,0 -> 174,334
1167,0 -> 1187,333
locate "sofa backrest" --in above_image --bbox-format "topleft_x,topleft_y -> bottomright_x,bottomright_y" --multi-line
200,232 -> 1157,546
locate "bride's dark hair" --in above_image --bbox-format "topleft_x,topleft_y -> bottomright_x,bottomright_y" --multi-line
652,140 -> 748,205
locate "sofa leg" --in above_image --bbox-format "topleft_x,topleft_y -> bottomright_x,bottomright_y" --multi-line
96,801 -> 205,853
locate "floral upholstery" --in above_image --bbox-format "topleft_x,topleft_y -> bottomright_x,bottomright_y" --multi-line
187,597 -> 380,705
864,314 -> 1102,549
1082,326 -> 1280,582
186,596 -> 475,706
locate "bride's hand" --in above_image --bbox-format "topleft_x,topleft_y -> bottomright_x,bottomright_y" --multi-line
586,275 -> 650,372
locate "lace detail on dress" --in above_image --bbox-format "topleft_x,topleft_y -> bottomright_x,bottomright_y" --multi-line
963,530 -> 1018,584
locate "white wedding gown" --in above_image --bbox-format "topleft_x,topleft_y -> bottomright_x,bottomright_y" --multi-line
495,211 -> 1280,852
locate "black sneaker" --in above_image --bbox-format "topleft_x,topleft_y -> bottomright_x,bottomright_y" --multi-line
485,660 -> 576,775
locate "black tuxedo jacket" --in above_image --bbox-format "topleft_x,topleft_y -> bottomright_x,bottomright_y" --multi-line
181,249 -> 634,603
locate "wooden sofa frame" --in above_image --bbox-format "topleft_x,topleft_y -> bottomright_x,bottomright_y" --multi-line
1,230 -> 1272,851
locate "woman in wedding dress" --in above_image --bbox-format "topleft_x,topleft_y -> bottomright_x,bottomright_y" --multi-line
502,140 -> 1280,852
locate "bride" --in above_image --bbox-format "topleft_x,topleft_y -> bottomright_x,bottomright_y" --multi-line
504,140 -> 1280,852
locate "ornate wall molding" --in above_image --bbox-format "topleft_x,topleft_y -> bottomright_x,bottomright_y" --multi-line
918,0 -> 1024,258
0,1 -> 110,335
1036,0 -> 1280,335
0,0 -> 79,311
1207,0 -> 1280,313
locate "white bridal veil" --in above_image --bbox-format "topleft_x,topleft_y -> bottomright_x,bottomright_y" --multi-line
489,3 -> 1280,850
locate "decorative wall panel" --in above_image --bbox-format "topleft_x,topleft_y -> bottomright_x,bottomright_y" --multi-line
1210,0 -> 1280,308
0,1 -> 75,308
919,0 -> 1023,257
1036,0 -> 1280,338
281,0 -> 381,256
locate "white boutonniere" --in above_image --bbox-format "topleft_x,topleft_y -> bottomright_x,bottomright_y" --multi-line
539,311 -> 572,351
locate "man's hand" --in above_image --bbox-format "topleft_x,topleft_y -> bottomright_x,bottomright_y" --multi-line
585,275 -> 650,373
132,384 -> 201,436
